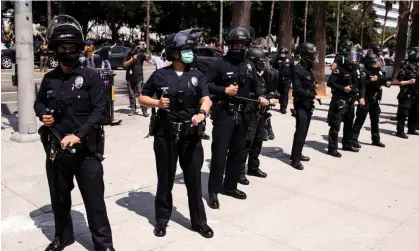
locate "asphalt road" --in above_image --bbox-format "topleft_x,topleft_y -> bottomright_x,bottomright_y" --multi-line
1,65 -> 332,115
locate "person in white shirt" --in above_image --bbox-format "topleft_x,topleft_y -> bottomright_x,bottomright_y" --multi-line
147,49 -> 171,70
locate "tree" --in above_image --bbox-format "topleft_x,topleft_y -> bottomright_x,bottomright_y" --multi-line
410,0 -> 419,48
312,1 -> 327,95
277,1 -> 293,55
231,1 -> 252,28
392,0 -> 411,80
381,1 -> 394,46
360,1 -> 373,48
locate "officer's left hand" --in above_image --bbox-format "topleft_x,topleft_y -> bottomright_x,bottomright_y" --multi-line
359,98 -> 365,106
258,97 -> 269,106
61,134 -> 80,149
191,113 -> 205,126
269,99 -> 279,105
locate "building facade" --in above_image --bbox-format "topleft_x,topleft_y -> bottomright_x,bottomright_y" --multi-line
373,0 -> 399,29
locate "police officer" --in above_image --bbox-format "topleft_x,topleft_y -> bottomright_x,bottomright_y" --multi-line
272,48 -> 292,114
396,52 -> 418,138
239,48 -> 278,185
139,28 -> 214,238
263,60 -> 280,140
33,15 -> 115,251
206,25 -> 268,209
331,40 -> 354,70
327,47 -> 363,157
290,43 -> 321,170
408,52 -> 419,134
352,53 -> 390,148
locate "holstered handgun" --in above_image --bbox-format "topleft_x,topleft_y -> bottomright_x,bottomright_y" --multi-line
147,108 -> 157,137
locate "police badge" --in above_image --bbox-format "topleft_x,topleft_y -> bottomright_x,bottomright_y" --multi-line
247,63 -> 252,71
74,76 -> 84,89
191,76 -> 198,87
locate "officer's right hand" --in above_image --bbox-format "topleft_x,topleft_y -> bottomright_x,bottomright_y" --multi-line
42,110 -> 54,127
410,79 -> 416,85
132,54 -> 138,60
158,97 -> 170,109
225,84 -> 239,96
344,86 -> 352,93
371,76 -> 378,81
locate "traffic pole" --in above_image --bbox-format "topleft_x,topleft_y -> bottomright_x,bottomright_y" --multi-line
10,1 -> 39,143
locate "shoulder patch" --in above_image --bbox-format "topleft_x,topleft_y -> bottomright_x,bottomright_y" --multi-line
332,69 -> 340,74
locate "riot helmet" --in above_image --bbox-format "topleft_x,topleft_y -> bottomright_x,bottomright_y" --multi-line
164,28 -> 203,63
340,40 -> 354,54
246,48 -> 268,71
46,15 -> 84,67
344,47 -> 361,65
296,42 -> 318,69
364,53 -> 381,69
226,25 -> 255,61
407,52 -> 419,67
46,15 -> 84,50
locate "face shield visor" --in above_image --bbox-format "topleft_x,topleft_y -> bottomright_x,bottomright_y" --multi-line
346,51 -> 361,64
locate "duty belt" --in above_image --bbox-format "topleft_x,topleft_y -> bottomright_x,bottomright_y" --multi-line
167,120 -> 205,143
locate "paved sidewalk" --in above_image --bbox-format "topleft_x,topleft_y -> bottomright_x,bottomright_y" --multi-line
2,87 -> 419,251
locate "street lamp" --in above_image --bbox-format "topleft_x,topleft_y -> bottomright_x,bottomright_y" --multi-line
335,1 -> 340,54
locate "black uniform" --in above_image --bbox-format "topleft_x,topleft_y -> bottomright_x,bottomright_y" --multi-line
352,68 -> 386,145
327,65 -> 364,153
141,66 -> 209,229
408,69 -> 419,133
290,64 -> 316,162
263,67 -> 279,140
206,56 -> 261,194
396,65 -> 417,135
273,57 -> 293,111
34,64 -> 113,249
240,71 -> 274,180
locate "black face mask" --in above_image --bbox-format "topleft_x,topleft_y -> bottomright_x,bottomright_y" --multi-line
56,51 -> 80,67
229,49 -> 246,62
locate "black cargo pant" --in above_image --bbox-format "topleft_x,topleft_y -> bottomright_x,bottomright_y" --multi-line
408,93 -> 418,131
278,79 -> 291,109
209,109 -> 248,194
46,150 -> 113,249
127,80 -> 147,113
240,115 -> 265,177
291,106 -> 312,162
396,97 -> 411,133
153,128 -> 207,228
328,96 -> 355,151
352,97 -> 381,143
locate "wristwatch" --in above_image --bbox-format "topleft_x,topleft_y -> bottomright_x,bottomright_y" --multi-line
198,109 -> 207,117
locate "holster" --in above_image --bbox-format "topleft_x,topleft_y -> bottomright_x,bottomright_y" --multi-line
148,108 -> 158,136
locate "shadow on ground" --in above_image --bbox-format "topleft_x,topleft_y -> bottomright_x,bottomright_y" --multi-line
29,206 -> 93,251
115,190 -> 192,231
260,146 -> 290,166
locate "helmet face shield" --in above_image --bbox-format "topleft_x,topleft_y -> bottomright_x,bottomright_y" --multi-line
346,51 -> 361,64
166,28 -> 202,50
46,15 -> 84,43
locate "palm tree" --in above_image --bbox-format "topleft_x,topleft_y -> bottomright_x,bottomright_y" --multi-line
231,1 -> 252,28
360,1 -> 373,48
410,0 -> 419,48
277,1 -> 293,56
392,0 -> 411,80
312,1 -> 327,95
381,1 -> 394,46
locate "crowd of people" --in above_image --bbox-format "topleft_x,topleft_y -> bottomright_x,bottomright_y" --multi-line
32,14 -> 418,251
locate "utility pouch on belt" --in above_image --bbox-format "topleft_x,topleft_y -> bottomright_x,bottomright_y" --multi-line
148,108 -> 157,137
377,89 -> 383,101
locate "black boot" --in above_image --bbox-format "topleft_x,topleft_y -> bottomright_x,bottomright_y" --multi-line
208,193 -> 220,209
396,131 -> 408,139
247,169 -> 267,178
153,223 -> 167,237
238,176 -> 250,185
342,145 -> 359,152
290,160 -> 304,170
45,237 -> 75,251
352,141 -> 361,148
407,130 -> 419,135
192,224 -> 214,238
327,150 -> 342,158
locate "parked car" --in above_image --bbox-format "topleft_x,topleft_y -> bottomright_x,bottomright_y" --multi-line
325,54 -> 336,65
1,43 -> 14,69
1,42 -> 59,69
92,45 -> 131,69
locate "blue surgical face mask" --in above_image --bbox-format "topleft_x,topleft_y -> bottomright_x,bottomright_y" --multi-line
180,49 -> 194,64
